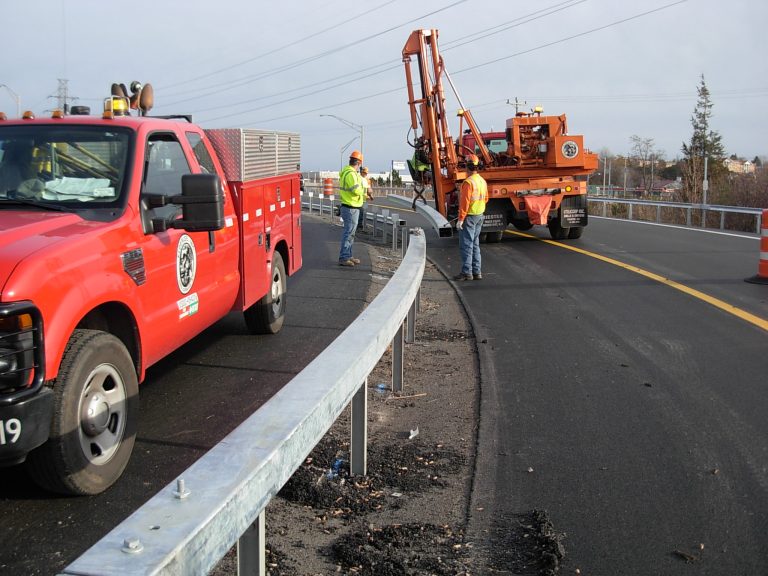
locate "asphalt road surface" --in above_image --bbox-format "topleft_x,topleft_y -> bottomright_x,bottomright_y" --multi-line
2,209 -> 766,575
423,216 -> 767,575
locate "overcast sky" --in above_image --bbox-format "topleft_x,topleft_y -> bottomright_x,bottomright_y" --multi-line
2,0 -> 766,172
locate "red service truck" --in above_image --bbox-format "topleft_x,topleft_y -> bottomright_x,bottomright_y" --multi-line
0,86 -> 302,494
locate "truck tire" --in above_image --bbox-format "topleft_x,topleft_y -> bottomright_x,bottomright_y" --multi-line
27,330 -> 138,495
567,226 -> 584,239
548,219 -> 568,240
486,230 -> 504,243
245,251 -> 286,335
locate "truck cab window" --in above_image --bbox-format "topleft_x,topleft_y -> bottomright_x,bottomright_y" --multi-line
144,136 -> 191,197
186,132 -> 216,175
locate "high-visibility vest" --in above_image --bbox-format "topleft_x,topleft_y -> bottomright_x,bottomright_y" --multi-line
460,172 -> 488,217
339,165 -> 364,207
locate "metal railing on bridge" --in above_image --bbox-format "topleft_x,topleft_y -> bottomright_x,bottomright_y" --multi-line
587,196 -> 764,234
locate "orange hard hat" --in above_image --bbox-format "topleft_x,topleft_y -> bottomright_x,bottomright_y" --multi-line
350,150 -> 363,163
466,153 -> 479,167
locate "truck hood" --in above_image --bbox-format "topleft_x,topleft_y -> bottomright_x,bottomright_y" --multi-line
0,211 -> 89,291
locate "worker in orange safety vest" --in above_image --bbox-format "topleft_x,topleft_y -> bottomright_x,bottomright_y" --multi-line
455,154 -> 487,281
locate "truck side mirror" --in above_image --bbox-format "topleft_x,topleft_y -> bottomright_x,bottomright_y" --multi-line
147,173 -> 225,233
171,174 -> 225,232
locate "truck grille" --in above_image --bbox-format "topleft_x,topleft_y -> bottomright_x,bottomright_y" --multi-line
0,303 -> 44,398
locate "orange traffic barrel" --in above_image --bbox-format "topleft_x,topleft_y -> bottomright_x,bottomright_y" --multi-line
323,178 -> 334,196
745,209 -> 768,284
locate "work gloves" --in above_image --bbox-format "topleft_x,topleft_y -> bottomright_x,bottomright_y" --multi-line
456,220 -> 464,230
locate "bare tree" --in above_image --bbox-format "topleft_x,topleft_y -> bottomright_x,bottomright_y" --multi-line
630,135 -> 664,193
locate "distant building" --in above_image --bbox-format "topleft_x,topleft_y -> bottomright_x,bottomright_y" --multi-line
723,158 -> 755,174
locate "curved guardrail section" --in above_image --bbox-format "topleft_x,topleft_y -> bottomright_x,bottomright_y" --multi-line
387,194 -> 454,237
60,229 -> 427,576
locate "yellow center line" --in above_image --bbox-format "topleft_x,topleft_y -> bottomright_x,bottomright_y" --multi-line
507,230 -> 768,332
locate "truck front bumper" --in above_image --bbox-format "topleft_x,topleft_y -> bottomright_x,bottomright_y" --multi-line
0,387 -> 53,466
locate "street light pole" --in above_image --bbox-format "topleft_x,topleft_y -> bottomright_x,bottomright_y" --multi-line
0,84 -> 21,118
340,136 -> 359,171
320,114 -> 364,160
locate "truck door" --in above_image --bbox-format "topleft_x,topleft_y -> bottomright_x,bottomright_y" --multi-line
136,132 -> 238,366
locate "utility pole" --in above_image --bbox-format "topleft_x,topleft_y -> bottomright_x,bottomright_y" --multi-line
506,97 -> 527,114
50,78 -> 78,115
623,155 -> 627,197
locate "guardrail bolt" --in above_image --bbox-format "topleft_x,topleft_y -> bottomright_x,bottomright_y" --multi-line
121,537 -> 144,554
173,478 -> 191,499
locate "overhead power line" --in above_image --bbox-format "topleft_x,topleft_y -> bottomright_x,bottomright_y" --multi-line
162,0 -> 467,107
158,0 -> 398,92
203,1 -> 689,127
189,0 -> 586,120
452,0 -> 688,75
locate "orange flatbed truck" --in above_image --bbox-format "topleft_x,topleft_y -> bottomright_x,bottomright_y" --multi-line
0,87 -> 302,494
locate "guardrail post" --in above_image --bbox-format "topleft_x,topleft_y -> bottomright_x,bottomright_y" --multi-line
400,227 -> 408,258
686,207 -> 691,226
656,204 -> 661,223
628,203 -> 633,220
391,213 -> 400,250
350,378 -> 368,476
237,511 -> 265,576
720,210 -> 725,230
393,323 -> 404,393
381,209 -> 390,244
406,299 -> 416,344
371,206 -> 379,239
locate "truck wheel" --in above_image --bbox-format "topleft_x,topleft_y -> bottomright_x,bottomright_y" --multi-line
548,219 -> 568,240
27,330 -> 138,495
486,230 -> 504,243
567,226 -> 584,239
245,251 -> 286,335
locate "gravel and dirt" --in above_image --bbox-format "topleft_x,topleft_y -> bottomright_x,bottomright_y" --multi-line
212,223 -> 565,575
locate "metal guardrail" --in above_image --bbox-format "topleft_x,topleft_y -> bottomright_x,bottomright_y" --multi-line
387,194 -> 453,238
60,227 -> 426,576
301,190 -> 410,250
588,196 -> 764,234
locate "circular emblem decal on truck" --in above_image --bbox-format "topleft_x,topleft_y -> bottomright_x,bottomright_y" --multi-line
176,234 -> 197,294
561,140 -> 579,159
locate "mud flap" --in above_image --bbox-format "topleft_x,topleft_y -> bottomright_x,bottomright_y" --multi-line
481,200 -> 508,232
559,194 -> 588,227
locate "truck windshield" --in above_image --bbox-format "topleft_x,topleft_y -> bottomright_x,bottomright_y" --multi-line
0,125 -> 131,208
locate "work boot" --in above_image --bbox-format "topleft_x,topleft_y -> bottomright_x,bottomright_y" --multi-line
453,273 -> 472,281
473,273 -> 483,280
350,257 -> 361,264
339,259 -> 356,267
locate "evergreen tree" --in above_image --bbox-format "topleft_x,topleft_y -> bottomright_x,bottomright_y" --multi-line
681,75 -> 725,202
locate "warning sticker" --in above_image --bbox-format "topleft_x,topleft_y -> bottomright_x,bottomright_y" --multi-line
177,292 -> 199,319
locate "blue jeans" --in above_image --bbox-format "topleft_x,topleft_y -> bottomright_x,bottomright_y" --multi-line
459,214 -> 484,275
339,205 -> 360,262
